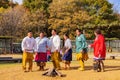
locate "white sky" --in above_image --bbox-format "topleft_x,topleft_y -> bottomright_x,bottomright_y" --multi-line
13,0 -> 22,4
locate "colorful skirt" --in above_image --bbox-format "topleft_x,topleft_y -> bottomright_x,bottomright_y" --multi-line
35,52 -> 47,62
62,49 -> 72,61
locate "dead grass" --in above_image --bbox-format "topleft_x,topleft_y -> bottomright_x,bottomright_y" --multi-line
0,58 -> 120,80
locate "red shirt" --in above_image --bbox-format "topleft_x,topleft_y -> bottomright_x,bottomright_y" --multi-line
90,34 -> 106,58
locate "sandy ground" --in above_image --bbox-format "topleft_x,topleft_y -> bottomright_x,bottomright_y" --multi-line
0,54 -> 120,80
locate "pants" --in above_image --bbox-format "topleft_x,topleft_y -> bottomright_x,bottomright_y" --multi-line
22,52 -> 34,70
76,53 -> 89,70
51,52 -> 61,69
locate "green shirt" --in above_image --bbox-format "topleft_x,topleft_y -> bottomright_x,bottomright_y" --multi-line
75,34 -> 87,53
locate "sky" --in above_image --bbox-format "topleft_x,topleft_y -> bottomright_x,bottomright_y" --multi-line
13,0 -> 120,13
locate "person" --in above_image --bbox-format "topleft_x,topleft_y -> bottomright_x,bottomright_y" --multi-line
21,31 -> 37,72
50,29 -> 61,70
75,28 -> 88,71
35,32 -> 49,71
89,29 -> 106,72
62,33 -> 72,70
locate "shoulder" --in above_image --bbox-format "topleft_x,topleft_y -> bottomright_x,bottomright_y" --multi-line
67,39 -> 71,42
55,35 -> 60,39
81,34 -> 85,37
35,37 -> 40,40
22,36 -> 28,41
99,34 -> 105,40
44,37 -> 49,41
55,35 -> 59,37
35,37 -> 40,41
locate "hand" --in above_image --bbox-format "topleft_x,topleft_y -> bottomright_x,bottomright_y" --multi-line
88,45 -> 91,48
23,49 -> 26,53
65,50 -> 68,53
35,52 -> 37,55
55,50 -> 58,52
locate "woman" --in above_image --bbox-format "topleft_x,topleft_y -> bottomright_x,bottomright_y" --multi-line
62,33 -> 72,70
75,29 -> 88,71
35,32 -> 49,71
89,29 -> 106,72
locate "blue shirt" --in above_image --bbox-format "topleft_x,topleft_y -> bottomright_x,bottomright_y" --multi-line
35,37 -> 49,53
75,34 -> 88,53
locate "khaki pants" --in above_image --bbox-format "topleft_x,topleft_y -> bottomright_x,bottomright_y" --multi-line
22,52 -> 34,71
51,52 -> 61,69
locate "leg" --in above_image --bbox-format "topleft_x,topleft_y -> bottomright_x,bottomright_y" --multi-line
67,61 -> 71,69
22,52 -> 27,72
79,59 -> 84,71
52,61 -> 57,69
28,59 -> 33,72
97,60 -> 101,72
55,59 -> 61,70
64,61 -> 67,70
40,62 -> 46,71
36,62 -> 41,71
76,53 -> 84,71
100,60 -> 105,72
28,53 -> 34,72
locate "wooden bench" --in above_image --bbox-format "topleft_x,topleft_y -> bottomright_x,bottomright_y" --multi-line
0,57 -> 22,63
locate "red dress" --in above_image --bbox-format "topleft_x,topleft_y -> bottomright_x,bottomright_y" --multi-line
90,34 -> 106,59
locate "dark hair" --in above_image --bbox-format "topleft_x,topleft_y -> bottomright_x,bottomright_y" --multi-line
40,31 -> 44,34
76,28 -> 83,34
95,29 -> 101,34
52,29 -> 57,32
28,30 -> 32,33
64,33 -> 69,38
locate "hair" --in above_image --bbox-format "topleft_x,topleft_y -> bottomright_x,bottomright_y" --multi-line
27,30 -> 32,33
95,28 -> 101,34
76,28 -> 83,34
40,31 -> 44,34
64,33 -> 69,38
52,29 -> 57,32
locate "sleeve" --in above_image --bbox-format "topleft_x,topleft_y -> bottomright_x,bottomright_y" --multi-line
21,38 -> 26,51
55,36 -> 61,50
90,42 -> 95,48
46,38 -> 50,48
81,35 -> 87,50
33,39 -> 37,52
67,40 -> 72,49
98,36 -> 105,54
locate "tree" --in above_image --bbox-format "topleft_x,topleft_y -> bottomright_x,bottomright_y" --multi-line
21,10 -> 48,37
23,0 -> 52,12
0,6 -> 26,41
48,0 -> 91,39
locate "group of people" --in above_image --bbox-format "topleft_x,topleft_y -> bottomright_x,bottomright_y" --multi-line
21,28 -> 106,72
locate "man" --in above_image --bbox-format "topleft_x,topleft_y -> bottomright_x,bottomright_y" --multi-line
50,29 -> 61,70
21,31 -> 37,72
75,29 -> 88,71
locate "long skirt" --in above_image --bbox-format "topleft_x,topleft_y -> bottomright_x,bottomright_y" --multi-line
35,52 -> 47,62
62,49 -> 72,61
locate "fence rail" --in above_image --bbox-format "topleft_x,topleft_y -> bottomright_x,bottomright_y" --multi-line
0,40 -> 120,54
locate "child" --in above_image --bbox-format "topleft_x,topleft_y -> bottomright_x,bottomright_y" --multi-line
62,33 -> 72,70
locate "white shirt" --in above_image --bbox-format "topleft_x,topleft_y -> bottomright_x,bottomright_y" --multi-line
21,36 -> 37,53
50,35 -> 60,52
64,39 -> 72,49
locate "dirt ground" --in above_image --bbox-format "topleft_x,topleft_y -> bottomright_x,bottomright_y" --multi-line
0,54 -> 120,80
